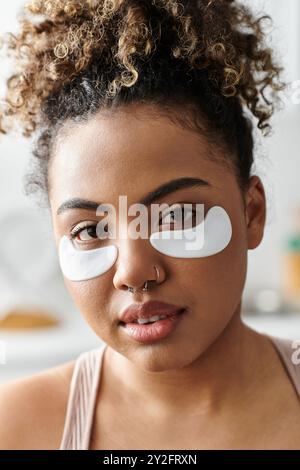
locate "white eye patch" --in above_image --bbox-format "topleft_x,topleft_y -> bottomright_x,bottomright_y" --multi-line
58,206 -> 232,281
58,236 -> 118,282
149,206 -> 232,258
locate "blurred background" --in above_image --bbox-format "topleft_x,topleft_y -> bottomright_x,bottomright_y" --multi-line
0,0 -> 300,383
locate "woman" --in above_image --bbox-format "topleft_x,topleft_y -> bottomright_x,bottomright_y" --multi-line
0,0 -> 299,450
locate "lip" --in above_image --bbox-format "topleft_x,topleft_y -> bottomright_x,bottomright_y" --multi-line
118,303 -> 187,344
118,300 -> 186,324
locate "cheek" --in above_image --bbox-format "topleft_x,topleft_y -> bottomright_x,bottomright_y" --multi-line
177,217 -> 248,319
64,278 -> 110,325
171,236 -> 247,354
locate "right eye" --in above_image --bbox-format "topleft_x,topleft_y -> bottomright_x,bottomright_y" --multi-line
70,222 -> 109,242
70,223 -> 98,241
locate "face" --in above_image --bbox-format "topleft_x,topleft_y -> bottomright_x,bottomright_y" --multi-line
49,104 -> 266,372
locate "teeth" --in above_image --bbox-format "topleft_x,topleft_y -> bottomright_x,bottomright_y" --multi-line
135,315 -> 168,324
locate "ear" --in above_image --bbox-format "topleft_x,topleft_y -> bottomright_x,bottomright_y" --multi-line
244,175 -> 266,250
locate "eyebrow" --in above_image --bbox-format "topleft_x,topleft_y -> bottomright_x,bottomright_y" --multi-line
56,176 -> 211,216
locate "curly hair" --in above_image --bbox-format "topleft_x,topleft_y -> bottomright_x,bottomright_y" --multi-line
0,0 -> 285,206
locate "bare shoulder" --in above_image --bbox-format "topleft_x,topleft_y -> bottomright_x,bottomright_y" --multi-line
0,359 -> 76,450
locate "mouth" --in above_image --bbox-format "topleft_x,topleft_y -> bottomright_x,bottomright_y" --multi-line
118,307 -> 186,326
118,308 -> 188,344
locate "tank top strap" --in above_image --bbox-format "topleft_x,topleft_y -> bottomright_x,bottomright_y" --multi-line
266,334 -> 300,400
59,342 -> 107,450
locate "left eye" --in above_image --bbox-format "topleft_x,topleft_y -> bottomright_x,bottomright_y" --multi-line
160,206 -> 197,228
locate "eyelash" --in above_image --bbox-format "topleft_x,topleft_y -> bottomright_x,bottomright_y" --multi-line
69,206 -> 199,241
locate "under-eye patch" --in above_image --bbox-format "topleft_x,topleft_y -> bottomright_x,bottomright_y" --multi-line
149,206 -> 232,258
58,205 -> 232,281
58,235 -> 118,282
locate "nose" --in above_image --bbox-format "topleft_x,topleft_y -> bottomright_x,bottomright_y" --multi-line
112,237 -> 165,293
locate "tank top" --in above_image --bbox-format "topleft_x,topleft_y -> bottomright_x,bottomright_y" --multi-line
59,334 -> 300,450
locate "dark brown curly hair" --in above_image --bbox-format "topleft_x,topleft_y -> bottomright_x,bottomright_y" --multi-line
0,0 -> 285,206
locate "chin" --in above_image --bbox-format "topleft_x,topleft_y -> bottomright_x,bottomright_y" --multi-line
130,343 -> 196,372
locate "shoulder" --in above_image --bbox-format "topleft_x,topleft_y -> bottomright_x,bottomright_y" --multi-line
0,359 -> 76,450
266,334 -> 300,365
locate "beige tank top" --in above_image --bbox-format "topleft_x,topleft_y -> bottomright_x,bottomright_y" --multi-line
59,334 -> 300,450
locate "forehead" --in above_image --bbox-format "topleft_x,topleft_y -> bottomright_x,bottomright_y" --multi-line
49,106 -> 235,210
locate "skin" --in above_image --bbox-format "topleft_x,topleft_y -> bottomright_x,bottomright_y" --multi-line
0,103 -> 299,449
